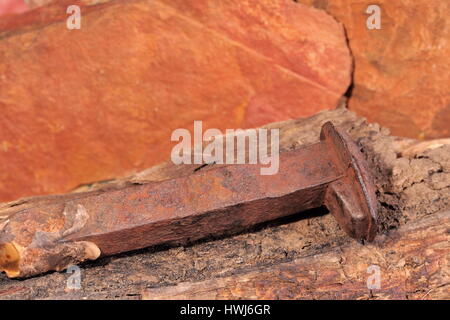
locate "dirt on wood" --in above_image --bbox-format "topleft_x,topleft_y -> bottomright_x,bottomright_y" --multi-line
142,210 -> 450,300
0,108 -> 449,299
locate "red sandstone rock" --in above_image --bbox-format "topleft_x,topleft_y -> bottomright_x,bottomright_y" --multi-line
0,0 -> 351,201
0,0 -> 28,17
25,0 -> 52,9
299,0 -> 450,139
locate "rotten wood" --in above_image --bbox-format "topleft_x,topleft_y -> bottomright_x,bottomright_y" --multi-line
142,210 -> 450,300
0,108 -> 448,299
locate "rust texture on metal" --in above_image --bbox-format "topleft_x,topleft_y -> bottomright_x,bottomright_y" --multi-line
0,122 -> 377,278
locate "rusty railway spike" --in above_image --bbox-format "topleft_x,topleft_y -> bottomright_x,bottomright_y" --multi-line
0,122 -> 377,278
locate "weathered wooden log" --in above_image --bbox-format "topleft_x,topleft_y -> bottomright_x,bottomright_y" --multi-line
0,119 -> 379,278
0,108 -> 448,299
142,210 -> 450,300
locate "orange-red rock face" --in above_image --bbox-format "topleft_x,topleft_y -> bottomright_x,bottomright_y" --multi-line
0,0 -> 351,201
0,0 -> 28,17
299,0 -> 450,139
